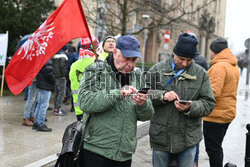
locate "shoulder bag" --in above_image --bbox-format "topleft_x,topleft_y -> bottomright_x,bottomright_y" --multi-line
55,116 -> 91,167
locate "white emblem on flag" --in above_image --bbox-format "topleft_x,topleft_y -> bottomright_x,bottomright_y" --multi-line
18,19 -> 55,60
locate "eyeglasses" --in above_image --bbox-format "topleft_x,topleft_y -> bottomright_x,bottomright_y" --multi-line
105,40 -> 116,43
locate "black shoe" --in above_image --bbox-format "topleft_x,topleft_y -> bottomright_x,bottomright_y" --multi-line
47,106 -> 52,110
70,107 -> 75,112
36,124 -> 52,132
32,124 -> 38,130
54,109 -> 66,116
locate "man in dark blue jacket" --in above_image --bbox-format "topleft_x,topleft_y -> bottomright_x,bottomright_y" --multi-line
33,58 -> 55,132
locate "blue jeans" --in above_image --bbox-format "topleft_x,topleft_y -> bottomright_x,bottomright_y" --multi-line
195,143 -> 199,161
23,81 -> 38,119
34,89 -> 51,127
152,146 -> 196,167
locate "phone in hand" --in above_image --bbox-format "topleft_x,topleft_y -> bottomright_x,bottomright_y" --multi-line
138,88 -> 150,94
179,100 -> 191,104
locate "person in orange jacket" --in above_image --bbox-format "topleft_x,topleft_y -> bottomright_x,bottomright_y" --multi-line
203,37 -> 240,167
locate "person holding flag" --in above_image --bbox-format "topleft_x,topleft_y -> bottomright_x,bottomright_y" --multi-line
69,35 -> 99,121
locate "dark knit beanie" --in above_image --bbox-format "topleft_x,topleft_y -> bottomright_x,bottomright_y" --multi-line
173,33 -> 198,58
209,37 -> 228,54
102,36 -> 116,47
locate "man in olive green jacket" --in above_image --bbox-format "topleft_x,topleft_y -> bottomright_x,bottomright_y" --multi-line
78,35 -> 154,167
146,33 -> 215,167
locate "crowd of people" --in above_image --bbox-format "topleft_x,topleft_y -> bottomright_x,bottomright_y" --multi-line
21,32 -> 240,167
21,34 -> 116,130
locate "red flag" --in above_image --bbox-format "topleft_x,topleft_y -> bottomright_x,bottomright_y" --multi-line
5,0 -> 92,95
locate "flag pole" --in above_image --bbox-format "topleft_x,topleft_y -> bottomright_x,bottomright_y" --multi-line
1,31 -> 8,96
1,65 -> 6,96
76,0 -> 98,59
90,40 -> 98,59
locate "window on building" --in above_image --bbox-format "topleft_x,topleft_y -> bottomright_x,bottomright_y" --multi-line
189,1 -> 193,20
169,0 -> 173,6
115,3 -> 120,24
132,11 -> 137,33
196,6 -> 200,25
180,0 -> 185,12
152,0 -> 162,5
217,0 -> 221,14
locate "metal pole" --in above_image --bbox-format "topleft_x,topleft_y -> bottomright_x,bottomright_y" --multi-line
245,124 -> 250,167
142,26 -> 146,72
1,31 -> 8,97
247,42 -> 250,85
142,15 -> 149,73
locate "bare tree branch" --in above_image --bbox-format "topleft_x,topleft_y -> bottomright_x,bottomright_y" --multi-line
81,0 -> 215,36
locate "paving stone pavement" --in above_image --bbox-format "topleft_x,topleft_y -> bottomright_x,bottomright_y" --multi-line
0,69 -> 249,167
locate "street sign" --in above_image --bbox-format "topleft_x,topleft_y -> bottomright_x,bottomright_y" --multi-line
164,30 -> 170,51
164,30 -> 170,44
244,38 -> 250,48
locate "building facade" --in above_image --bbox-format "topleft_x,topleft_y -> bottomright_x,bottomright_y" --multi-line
142,0 -> 227,64
54,0 -> 227,64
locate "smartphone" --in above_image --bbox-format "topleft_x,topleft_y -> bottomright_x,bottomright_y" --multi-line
138,88 -> 150,94
179,100 -> 191,104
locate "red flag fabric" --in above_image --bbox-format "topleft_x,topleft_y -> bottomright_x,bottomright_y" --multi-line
5,0 -> 92,95
79,49 -> 95,59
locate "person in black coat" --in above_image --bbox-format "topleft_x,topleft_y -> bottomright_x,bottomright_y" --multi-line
33,58 -> 55,132
194,50 -> 208,71
53,46 -> 68,116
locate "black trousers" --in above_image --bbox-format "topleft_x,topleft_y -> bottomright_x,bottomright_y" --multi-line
203,121 -> 230,167
79,149 -> 132,167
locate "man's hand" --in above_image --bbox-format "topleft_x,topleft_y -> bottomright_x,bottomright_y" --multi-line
131,92 -> 148,106
174,100 -> 192,112
120,85 -> 137,97
163,91 -> 180,102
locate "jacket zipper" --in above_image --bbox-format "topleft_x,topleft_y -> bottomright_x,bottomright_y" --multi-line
115,114 -> 124,158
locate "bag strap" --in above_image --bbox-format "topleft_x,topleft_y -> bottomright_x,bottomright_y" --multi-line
74,115 -> 92,160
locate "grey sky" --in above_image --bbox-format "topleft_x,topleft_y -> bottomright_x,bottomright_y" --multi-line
225,0 -> 250,54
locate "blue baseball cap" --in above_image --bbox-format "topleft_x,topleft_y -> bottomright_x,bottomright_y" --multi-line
116,35 -> 141,58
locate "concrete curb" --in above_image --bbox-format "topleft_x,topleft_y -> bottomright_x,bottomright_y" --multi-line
25,121 -> 150,167
24,154 -> 57,167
